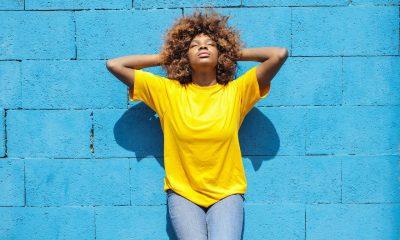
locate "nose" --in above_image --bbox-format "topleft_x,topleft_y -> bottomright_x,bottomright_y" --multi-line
199,45 -> 208,50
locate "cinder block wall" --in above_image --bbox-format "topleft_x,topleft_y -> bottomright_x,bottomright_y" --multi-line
0,1 -> 399,239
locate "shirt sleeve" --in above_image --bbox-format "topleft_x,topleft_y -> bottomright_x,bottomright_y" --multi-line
236,65 -> 271,119
129,69 -> 172,116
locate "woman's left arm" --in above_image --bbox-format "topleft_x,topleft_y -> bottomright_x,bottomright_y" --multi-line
239,47 -> 289,96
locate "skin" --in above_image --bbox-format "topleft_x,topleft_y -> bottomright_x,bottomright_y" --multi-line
187,33 -> 219,87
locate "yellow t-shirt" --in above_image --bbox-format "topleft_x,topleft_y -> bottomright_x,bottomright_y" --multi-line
129,65 -> 270,208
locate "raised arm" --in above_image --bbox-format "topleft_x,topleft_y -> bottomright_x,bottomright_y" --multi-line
106,54 -> 163,88
239,47 -> 288,96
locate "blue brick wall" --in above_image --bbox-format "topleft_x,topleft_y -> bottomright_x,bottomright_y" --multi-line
0,1 -> 399,239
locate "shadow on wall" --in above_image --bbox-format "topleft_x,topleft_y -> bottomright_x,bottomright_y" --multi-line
114,103 -> 280,170
113,103 -> 279,239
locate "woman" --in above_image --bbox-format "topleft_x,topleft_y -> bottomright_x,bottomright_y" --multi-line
106,8 -> 288,240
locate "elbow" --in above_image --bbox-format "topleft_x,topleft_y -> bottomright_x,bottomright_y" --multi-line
277,48 -> 289,59
106,60 -> 120,70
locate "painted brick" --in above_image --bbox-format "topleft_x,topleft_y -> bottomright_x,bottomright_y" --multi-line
131,157 -> 167,205
342,155 -> 400,203
21,60 -> 126,109
0,61 -> 21,109
93,108 -> 163,158
292,6 -> 399,56
1,4 -> 399,239
343,56 -> 400,105
244,155 -> 341,203
184,7 -> 291,50
0,159 -> 24,206
25,158 -> 130,206
25,0 -> 131,10
75,9 -> 182,59
243,204 -> 304,239
243,0 -> 347,6
305,106 -> 400,155
239,106 -> 307,156
0,11 -> 75,60
0,206 -> 94,240
307,203 -> 400,239
95,205 -> 170,239
260,57 -> 342,106
0,0 -> 24,10
7,110 -> 92,158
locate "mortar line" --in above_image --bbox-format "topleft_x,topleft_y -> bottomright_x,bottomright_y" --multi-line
4,109 -> 8,157
90,111 -> 94,157
129,158 -> 132,206
72,11 -> 77,60
93,207 -> 97,239
341,56 -> 344,106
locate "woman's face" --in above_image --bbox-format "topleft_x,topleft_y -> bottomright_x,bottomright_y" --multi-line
187,33 -> 218,72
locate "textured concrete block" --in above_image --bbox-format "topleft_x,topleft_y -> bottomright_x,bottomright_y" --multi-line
95,205 -> 170,239
342,155 -> 400,203
307,204 -> 400,239
0,60 -> 21,109
7,110 -> 92,158
0,206 -> 94,240
292,6 -> 399,56
21,60 -> 126,109
93,108 -> 163,158
137,0 -> 241,8
262,57 -> 342,106
75,9 -> 182,59
243,0 -> 347,6
0,11 -> 75,59
131,157 -> 166,205
0,159 -> 24,206
305,106 -> 400,155
0,0 -> 24,10
25,0 -> 131,10
184,7 -> 291,50
243,204 -> 304,239
25,158 -> 130,206
343,56 -> 400,105
244,155 -> 341,203
352,0 -> 399,4
239,107 -> 307,156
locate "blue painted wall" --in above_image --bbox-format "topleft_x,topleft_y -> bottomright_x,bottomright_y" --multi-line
0,1 -> 399,239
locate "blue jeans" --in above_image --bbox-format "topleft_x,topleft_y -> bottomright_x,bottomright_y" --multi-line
166,189 -> 245,240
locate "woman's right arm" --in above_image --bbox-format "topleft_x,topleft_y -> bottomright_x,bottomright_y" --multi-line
106,54 -> 163,87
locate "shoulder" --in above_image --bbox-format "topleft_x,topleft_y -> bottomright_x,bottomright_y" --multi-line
134,69 -> 181,88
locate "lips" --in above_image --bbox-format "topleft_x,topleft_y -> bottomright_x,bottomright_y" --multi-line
197,51 -> 210,57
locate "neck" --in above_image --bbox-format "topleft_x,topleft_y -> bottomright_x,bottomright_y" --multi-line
191,69 -> 217,86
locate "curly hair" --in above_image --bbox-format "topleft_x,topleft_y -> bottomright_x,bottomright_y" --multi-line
159,7 -> 245,86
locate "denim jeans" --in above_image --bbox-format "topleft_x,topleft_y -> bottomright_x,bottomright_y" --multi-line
166,189 -> 245,240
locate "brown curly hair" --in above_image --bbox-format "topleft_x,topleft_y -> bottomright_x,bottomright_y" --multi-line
159,7 -> 245,86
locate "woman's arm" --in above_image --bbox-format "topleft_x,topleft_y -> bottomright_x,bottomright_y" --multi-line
239,47 -> 288,96
106,54 -> 163,87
